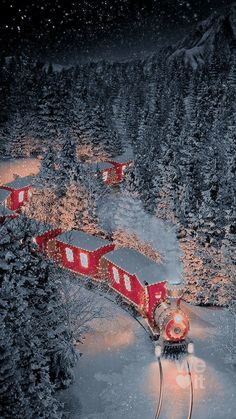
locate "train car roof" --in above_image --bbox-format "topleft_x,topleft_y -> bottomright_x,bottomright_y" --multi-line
4,176 -> 34,189
0,204 -> 16,217
0,189 -> 11,203
107,151 -> 133,165
56,229 -> 112,251
115,158 -> 133,164
103,247 -> 167,285
89,162 -> 114,171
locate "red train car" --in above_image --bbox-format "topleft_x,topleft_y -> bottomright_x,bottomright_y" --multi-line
54,229 -> 115,278
106,155 -> 133,183
101,248 -> 145,307
1,176 -> 33,211
101,248 -> 167,319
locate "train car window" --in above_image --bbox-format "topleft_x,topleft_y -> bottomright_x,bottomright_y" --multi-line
124,274 -> 131,291
102,171 -> 108,181
80,252 -> 89,268
19,191 -> 25,202
112,266 -> 120,283
66,247 -> 74,262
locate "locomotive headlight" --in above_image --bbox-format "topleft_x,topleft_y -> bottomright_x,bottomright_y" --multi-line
174,314 -> 183,323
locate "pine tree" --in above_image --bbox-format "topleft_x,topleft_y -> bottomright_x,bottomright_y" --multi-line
6,111 -> 30,158
114,168 -> 143,232
0,298 -> 24,418
25,186 -> 60,226
58,130 -> 78,182
38,143 -> 59,187
58,181 -> 89,231
80,165 -> 109,236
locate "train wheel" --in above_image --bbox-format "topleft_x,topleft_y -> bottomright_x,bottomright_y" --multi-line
152,334 -> 160,341
85,280 -> 93,290
115,295 -> 123,305
128,305 -> 137,316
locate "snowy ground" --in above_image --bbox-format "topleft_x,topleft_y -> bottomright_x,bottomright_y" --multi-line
0,158 -> 40,184
59,292 -> 236,419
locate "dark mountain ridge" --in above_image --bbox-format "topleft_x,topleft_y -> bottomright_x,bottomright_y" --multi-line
167,3 -> 236,69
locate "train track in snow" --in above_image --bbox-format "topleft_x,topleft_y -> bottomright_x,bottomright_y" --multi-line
154,356 -> 194,419
76,277 -> 194,419
186,359 -> 194,419
154,355 -> 164,419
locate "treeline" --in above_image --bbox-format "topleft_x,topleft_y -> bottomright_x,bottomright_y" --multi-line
0,55 -> 125,159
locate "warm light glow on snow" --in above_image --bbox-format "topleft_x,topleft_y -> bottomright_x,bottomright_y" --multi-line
182,303 -> 213,340
79,315 -> 136,355
0,158 -> 40,184
145,355 -> 223,419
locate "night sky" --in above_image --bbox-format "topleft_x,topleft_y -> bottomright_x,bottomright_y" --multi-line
0,0 -> 232,62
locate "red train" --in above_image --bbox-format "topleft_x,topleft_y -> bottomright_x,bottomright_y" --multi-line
33,227 -> 191,354
0,176 -> 33,211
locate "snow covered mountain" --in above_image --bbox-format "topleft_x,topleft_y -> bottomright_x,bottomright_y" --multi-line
168,3 -> 236,70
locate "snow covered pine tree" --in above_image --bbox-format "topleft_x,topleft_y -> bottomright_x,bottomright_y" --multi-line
0,216 -> 77,418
